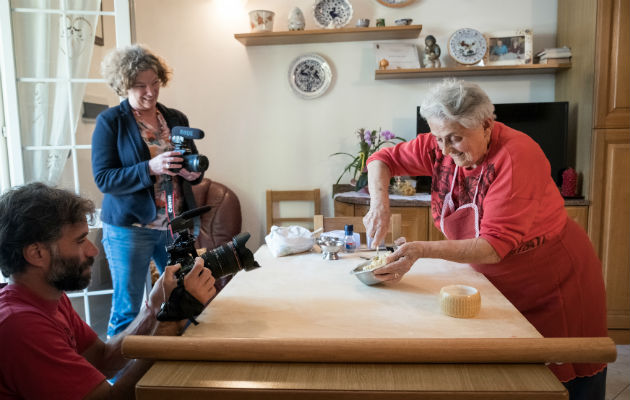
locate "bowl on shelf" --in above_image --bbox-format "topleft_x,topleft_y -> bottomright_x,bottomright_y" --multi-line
356,18 -> 370,27
249,10 -> 275,32
394,18 -> 413,26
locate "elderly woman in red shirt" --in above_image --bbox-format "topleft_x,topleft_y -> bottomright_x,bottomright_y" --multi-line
363,78 -> 607,400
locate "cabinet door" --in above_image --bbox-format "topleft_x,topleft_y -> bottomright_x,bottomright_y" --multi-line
565,206 -> 589,231
355,205 -> 429,242
589,129 -> 629,333
594,0 -> 629,128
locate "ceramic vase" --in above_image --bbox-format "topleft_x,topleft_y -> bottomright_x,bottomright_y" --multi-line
249,10 -> 275,32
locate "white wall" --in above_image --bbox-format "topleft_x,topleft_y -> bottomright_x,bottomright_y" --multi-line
133,0 -> 558,247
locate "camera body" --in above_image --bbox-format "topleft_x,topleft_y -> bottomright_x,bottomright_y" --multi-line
156,206 -> 261,322
170,126 -> 209,173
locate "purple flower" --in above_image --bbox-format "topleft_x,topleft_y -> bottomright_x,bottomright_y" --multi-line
363,130 -> 373,145
381,130 -> 395,140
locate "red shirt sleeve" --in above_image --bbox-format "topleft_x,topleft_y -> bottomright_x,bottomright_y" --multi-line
367,134 -> 438,177
0,306 -> 105,399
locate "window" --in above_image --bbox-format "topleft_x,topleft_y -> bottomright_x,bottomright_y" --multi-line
0,0 -> 132,338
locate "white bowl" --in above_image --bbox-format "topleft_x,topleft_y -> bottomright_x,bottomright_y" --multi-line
394,18 -> 413,26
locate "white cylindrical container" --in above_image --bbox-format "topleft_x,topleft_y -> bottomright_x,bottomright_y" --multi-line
249,10 -> 275,32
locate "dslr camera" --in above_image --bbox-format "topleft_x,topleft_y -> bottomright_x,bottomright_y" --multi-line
156,206 -> 261,322
170,126 -> 209,173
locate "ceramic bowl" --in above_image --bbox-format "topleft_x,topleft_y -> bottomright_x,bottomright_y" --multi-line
356,18 -> 370,27
350,260 -> 383,286
249,10 -> 275,32
316,236 -> 344,260
394,18 -> 413,26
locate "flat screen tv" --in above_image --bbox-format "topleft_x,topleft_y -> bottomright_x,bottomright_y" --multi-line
416,102 -> 569,186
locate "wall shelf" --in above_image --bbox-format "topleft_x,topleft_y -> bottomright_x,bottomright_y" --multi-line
234,25 -> 422,46
374,63 -> 571,79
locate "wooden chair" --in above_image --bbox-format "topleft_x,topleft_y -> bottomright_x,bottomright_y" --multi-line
266,189 -> 321,233
313,214 -> 402,246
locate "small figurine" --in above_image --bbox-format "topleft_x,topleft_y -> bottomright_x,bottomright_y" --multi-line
379,58 -> 390,70
288,7 -> 305,31
423,35 -> 442,68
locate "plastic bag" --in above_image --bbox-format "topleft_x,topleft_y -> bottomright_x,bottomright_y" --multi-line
265,225 -> 315,257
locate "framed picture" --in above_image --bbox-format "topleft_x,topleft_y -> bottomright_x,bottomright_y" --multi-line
374,42 -> 420,70
485,29 -> 532,65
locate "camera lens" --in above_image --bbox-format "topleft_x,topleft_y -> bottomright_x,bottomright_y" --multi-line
182,154 -> 209,173
200,232 -> 260,278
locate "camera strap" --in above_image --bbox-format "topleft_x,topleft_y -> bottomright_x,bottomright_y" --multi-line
162,175 -> 201,239
163,176 -> 178,241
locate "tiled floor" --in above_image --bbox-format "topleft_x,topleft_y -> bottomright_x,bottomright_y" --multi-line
607,345 -> 630,400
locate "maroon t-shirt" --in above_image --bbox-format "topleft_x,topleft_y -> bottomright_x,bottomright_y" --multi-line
0,283 -> 104,399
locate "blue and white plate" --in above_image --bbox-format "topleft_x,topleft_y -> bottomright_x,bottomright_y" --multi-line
288,54 -> 332,99
313,0 -> 353,28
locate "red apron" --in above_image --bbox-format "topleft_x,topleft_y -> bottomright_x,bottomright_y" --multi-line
440,168 -> 607,382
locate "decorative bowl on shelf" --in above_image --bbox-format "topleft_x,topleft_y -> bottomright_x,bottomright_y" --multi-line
394,18 -> 413,25
249,10 -> 275,32
356,18 -> 370,27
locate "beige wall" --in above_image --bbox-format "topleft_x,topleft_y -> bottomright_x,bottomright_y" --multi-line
128,0 -> 559,247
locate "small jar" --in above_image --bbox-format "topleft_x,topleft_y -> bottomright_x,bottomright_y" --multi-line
344,224 -> 356,253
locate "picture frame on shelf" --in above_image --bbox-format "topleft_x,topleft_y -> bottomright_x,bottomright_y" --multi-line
485,29 -> 532,65
374,42 -> 420,70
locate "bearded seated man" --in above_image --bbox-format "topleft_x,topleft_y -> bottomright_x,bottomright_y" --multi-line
0,183 -> 217,400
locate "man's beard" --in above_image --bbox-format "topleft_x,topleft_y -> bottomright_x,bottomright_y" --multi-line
47,250 -> 95,292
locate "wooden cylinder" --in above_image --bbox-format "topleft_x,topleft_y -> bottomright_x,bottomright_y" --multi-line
122,336 -> 616,363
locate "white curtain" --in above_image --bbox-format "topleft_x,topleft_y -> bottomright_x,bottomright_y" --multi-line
13,0 -> 101,184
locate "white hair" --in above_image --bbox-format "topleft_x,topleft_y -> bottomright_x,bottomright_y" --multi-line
420,78 -> 495,129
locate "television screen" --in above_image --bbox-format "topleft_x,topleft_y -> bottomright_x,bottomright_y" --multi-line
416,102 -> 569,186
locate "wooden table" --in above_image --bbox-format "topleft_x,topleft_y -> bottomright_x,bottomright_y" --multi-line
136,246 -> 567,399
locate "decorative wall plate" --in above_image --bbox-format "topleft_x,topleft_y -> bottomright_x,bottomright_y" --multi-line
448,28 -> 488,65
288,54 -> 332,99
376,0 -> 414,7
313,0 -> 353,28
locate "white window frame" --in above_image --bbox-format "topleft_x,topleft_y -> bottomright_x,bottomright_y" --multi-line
0,0 -> 133,327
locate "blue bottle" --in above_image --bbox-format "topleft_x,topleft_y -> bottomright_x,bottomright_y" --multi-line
344,224 -> 356,253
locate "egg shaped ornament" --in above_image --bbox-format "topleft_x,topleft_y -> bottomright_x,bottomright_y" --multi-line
288,7 -> 306,31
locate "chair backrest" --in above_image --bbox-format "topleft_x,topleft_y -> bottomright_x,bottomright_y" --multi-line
313,214 -> 402,246
266,189 -> 321,233
192,178 -> 242,249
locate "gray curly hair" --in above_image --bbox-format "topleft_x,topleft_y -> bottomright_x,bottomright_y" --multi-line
420,79 -> 495,129
100,44 -> 171,97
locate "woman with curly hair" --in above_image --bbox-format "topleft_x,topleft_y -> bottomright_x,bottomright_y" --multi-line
92,44 -> 204,337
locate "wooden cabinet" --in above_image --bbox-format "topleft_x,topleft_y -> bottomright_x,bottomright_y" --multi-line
335,200 -> 586,244
355,205 -> 431,242
565,205 -> 589,231
556,0 -> 629,343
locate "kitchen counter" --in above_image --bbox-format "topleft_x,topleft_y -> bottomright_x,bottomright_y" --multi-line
334,190 -> 590,207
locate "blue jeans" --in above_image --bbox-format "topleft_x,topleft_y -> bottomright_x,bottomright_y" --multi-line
102,223 -> 169,337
